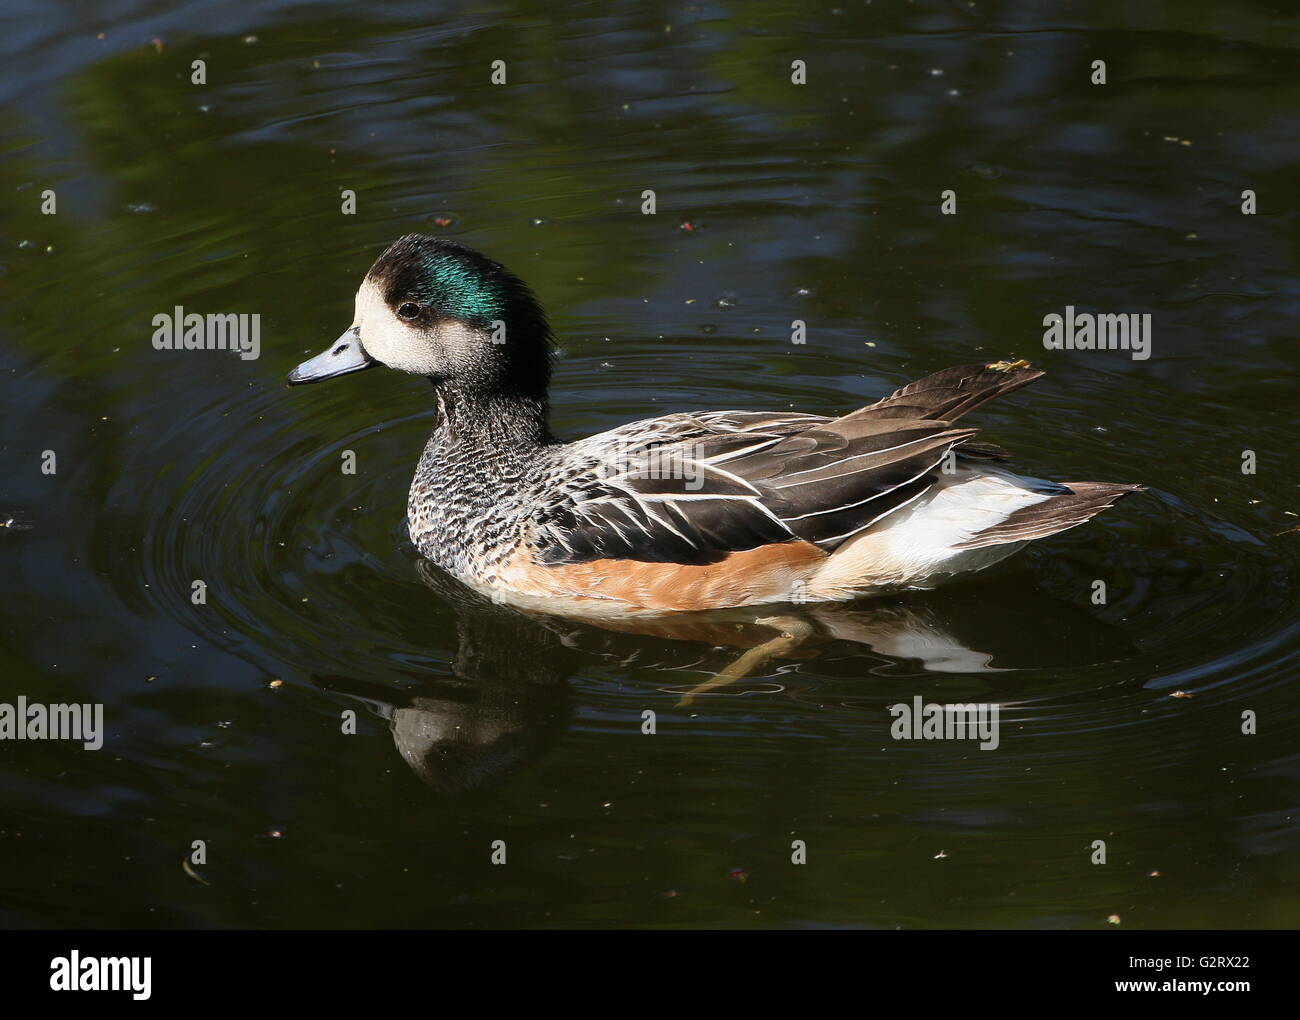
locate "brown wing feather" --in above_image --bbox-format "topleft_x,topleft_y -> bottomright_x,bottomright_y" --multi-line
849,361 -> 1044,422
534,363 -> 1045,566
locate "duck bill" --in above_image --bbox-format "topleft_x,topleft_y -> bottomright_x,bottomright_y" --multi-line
287,327 -> 376,385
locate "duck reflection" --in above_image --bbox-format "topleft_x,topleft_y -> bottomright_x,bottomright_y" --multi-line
317,562 -> 1132,794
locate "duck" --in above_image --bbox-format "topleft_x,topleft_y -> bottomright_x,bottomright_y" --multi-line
289,234 -> 1142,616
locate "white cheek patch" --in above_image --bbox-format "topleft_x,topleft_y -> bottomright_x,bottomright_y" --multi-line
352,278 -> 489,376
352,279 -> 436,374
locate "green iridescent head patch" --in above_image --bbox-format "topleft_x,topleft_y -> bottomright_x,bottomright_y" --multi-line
368,235 -> 522,328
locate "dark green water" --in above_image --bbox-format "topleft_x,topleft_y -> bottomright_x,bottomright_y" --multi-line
2,1 -> 1297,929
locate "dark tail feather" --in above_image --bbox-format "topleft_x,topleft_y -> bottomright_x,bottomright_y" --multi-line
955,482 -> 1145,550
850,360 -> 1045,423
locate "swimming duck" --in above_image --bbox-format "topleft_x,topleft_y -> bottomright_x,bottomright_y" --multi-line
289,235 -> 1141,615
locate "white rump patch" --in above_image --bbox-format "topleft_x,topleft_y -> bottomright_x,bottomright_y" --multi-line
811,465 -> 1054,596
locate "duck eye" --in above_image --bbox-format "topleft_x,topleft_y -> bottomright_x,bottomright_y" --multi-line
397,302 -> 420,320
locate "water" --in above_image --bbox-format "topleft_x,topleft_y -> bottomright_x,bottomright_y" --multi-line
1,0 -> 1298,928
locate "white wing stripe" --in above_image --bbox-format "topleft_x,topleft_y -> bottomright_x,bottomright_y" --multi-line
818,482 -> 935,546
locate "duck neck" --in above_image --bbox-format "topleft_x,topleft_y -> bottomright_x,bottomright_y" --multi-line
410,381 -> 552,570
429,378 -> 553,468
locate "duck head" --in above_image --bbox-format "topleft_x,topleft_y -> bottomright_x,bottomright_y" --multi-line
288,235 -> 552,400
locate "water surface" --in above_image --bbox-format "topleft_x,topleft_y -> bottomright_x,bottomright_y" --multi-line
1,0 -> 1298,928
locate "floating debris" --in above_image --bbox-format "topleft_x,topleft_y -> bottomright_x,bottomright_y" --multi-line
1106,914 -> 1122,925
1,512 -> 33,531
182,856 -> 210,886
1169,690 -> 1194,699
